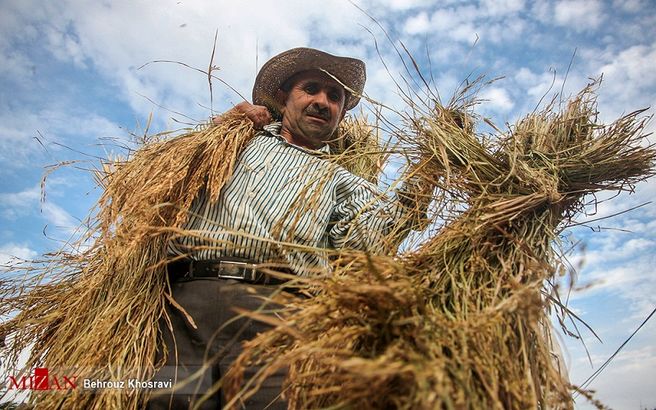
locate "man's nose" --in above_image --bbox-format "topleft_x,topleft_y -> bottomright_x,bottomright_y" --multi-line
312,90 -> 330,108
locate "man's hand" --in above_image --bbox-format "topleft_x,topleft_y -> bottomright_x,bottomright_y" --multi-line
212,102 -> 273,129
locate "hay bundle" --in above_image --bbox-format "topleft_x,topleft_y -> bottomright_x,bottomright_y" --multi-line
224,82 -> 655,409
0,111 -> 382,409
0,113 -> 257,409
328,113 -> 386,184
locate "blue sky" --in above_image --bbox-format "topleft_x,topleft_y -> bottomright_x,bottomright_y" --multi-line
1,0 -> 655,408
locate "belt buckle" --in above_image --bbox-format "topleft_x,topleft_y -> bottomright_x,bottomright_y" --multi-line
218,260 -> 259,282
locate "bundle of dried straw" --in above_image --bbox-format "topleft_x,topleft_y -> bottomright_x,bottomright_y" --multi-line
223,82 -> 655,409
0,112 -> 382,409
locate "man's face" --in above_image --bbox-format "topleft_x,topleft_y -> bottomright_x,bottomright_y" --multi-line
278,70 -> 347,149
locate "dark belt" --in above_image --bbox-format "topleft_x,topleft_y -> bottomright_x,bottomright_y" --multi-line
167,259 -> 289,285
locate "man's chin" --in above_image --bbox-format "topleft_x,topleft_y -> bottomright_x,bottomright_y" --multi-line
302,121 -> 330,133
305,116 -> 331,126
299,127 -> 332,145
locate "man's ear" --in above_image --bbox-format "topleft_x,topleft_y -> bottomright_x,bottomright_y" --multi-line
274,89 -> 287,114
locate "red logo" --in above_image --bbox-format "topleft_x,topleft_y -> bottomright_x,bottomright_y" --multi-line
7,368 -> 77,391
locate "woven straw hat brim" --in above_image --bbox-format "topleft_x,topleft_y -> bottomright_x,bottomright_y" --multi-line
252,47 -> 366,112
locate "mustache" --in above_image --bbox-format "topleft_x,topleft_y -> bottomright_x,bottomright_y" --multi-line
304,105 -> 331,121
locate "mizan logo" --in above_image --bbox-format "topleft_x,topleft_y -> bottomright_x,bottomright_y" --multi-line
7,368 -> 77,391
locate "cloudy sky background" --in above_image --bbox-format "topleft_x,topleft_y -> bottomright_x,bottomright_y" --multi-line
1,0 -> 655,407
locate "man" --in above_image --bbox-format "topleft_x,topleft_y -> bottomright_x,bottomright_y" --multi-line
149,47 -> 425,409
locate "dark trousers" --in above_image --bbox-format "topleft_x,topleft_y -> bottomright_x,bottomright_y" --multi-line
147,278 -> 287,409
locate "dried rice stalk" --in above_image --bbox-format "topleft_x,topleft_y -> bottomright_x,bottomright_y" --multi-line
0,112 -> 256,409
0,110 -> 382,409
224,81 -> 655,409
328,113 -> 386,184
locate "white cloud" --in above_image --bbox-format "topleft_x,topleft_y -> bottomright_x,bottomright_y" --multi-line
567,327 -> 656,409
449,23 -> 479,44
0,186 -> 40,208
0,186 -> 40,220
0,242 -> 38,269
0,105 -> 123,171
404,12 -> 431,35
41,201 -> 78,235
566,195 -> 656,316
403,3 -> 526,45
594,44 -> 656,119
530,1 -> 552,23
403,6 -> 481,42
572,176 -> 656,231
581,260 -> 652,300
612,0 -> 647,13
0,0 -> 385,128
479,86 -> 514,112
0,49 -> 35,83
37,0 -> 377,120
480,0 -> 525,16
44,25 -> 87,68
374,0 -> 436,10
554,0 -> 605,32
429,8 -> 459,32
479,18 -> 526,44
0,184 -> 81,238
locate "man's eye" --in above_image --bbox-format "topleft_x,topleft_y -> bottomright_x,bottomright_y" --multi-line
304,84 -> 319,94
328,91 -> 341,102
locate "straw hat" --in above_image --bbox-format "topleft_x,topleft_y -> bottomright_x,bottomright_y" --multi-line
252,47 -> 366,111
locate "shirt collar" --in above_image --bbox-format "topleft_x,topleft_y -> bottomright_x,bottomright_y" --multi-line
263,122 -> 331,155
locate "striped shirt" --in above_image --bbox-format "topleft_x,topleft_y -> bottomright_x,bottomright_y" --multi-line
168,122 -> 409,275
